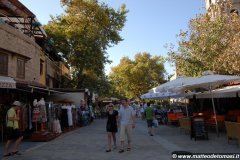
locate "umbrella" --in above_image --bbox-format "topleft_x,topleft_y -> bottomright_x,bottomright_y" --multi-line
154,76 -> 197,93
179,72 -> 240,136
140,92 -> 153,99
151,76 -> 197,117
140,91 -> 182,99
195,85 -> 240,99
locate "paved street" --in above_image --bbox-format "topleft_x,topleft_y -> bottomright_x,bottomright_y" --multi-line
1,118 -> 240,160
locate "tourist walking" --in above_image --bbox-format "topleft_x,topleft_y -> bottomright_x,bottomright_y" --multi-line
106,103 -> 118,152
144,103 -> 155,136
4,101 -> 23,157
118,98 -> 135,153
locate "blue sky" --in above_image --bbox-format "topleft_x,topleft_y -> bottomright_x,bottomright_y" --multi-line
19,0 -> 205,76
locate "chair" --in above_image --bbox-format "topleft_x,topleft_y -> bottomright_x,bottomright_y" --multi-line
168,112 -> 184,125
179,117 -> 191,134
167,113 -> 177,124
237,116 -> 240,123
225,121 -> 240,145
207,115 -> 225,131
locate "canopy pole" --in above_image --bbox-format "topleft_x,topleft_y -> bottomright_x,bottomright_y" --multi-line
1,123 -> 3,142
184,92 -> 189,117
210,85 -> 219,137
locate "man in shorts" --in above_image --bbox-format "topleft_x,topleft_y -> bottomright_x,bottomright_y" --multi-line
144,103 -> 155,136
118,98 -> 135,153
4,101 -> 23,157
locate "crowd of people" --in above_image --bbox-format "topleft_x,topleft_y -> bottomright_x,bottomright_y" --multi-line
4,98 -> 171,156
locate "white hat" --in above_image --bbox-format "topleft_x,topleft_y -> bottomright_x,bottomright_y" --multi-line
12,101 -> 21,106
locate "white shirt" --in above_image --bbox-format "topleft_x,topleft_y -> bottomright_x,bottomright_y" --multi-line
119,106 -> 135,125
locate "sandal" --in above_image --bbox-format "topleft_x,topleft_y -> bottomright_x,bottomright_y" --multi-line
3,153 -> 12,157
118,149 -> 124,153
127,148 -> 131,151
12,151 -> 22,155
105,149 -> 111,152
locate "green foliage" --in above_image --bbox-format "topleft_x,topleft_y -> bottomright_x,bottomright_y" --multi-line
109,52 -> 166,99
168,0 -> 240,76
44,0 -> 128,94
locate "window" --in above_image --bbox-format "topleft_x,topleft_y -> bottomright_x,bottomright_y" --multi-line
0,53 -> 8,75
17,58 -> 25,78
230,9 -> 239,15
40,59 -> 44,75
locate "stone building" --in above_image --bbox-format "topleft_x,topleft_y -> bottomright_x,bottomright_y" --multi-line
205,0 -> 240,15
0,0 -> 71,103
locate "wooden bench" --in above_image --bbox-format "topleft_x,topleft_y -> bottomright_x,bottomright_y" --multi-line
224,121 -> 240,145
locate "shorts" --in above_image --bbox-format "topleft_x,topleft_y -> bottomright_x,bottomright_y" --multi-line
6,127 -> 22,140
147,120 -> 153,127
119,124 -> 132,142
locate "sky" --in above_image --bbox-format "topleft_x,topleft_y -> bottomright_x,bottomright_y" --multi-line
19,0 -> 206,76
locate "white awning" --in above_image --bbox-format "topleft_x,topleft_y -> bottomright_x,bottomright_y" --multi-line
195,85 -> 240,99
0,76 -> 16,88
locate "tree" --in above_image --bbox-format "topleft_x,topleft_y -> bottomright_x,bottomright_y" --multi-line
168,1 -> 240,76
44,0 -> 128,93
109,52 -> 166,99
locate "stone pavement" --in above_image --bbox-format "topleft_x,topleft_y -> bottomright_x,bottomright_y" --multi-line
1,118 -> 239,160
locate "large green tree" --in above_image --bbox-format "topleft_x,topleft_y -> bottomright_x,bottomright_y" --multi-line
168,1 -> 240,76
109,52 -> 166,99
44,0 -> 128,93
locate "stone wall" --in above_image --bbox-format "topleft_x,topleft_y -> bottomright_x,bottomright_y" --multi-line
0,23 -> 43,85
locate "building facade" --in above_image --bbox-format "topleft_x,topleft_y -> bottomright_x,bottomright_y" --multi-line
0,0 -> 71,103
205,0 -> 240,14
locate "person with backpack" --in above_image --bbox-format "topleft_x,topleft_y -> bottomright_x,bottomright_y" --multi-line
4,101 -> 23,157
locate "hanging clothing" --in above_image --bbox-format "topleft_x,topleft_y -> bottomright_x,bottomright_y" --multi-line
53,119 -> 62,133
32,104 -> 40,122
38,98 -> 47,123
61,108 -> 68,128
67,106 -> 73,127
28,104 -> 32,130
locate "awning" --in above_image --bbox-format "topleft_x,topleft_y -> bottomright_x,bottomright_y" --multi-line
0,75 -> 16,88
195,85 -> 240,99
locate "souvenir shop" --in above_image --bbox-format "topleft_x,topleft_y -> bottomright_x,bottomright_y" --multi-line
1,85 -> 93,142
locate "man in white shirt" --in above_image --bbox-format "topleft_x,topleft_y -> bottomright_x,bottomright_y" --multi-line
118,98 -> 135,153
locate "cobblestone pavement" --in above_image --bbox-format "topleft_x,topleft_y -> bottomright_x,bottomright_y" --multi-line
1,118 -> 239,160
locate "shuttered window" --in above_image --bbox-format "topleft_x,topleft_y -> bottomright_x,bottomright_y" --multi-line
0,53 -> 8,75
17,58 -> 25,78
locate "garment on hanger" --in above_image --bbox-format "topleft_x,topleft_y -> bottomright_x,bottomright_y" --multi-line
32,99 -> 40,122
38,98 -> 47,123
61,105 -> 69,128
28,104 -> 32,129
67,105 -> 73,127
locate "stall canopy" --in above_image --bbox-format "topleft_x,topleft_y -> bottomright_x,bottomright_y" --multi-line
140,91 -> 182,99
0,75 -> 16,88
178,72 -> 240,136
154,76 -> 197,93
179,74 -> 240,91
195,85 -> 240,99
